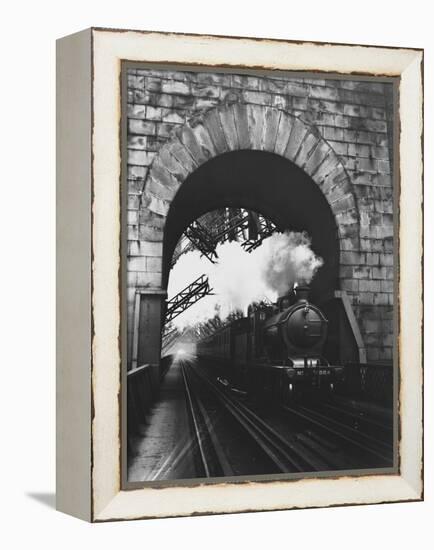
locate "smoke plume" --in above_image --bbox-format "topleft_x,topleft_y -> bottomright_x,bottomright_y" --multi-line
167,231 -> 323,330
261,231 -> 324,296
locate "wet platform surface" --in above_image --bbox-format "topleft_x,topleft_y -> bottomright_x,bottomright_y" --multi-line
128,360 -> 196,482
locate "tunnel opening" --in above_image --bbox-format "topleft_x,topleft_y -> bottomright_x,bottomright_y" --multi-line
163,150 -> 340,305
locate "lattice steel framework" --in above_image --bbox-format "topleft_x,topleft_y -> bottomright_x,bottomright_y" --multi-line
171,208 -> 276,267
165,274 -> 213,324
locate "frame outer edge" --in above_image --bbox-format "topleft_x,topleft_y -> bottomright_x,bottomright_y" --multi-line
56,28 -> 93,522
89,29 -> 424,520
398,51 -> 424,497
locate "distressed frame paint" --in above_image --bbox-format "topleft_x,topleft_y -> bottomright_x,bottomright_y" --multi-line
57,27 -> 423,522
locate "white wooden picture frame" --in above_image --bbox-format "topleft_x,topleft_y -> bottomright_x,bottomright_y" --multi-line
56,28 -> 423,522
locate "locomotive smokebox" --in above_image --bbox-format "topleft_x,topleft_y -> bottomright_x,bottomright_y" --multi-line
263,282 -> 328,361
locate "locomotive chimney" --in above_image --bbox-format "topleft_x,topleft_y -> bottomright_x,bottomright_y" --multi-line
294,284 -> 310,302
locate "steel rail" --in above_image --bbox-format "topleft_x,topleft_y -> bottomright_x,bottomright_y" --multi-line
182,364 -> 234,477
181,364 -> 211,477
320,401 -> 392,433
292,433 -> 347,470
283,404 -> 393,463
300,404 -> 393,451
188,365 -> 326,473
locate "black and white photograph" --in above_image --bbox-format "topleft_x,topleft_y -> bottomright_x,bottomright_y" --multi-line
124,65 -> 397,484
1,0 -> 430,540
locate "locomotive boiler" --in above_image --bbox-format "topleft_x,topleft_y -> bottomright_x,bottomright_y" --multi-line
196,284 -> 345,402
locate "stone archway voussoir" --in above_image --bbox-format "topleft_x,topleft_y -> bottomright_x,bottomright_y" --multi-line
232,103 -> 250,149
146,192 -> 171,217
293,131 -> 320,169
188,120 -> 218,161
218,106 -> 239,150
303,139 -> 332,177
203,109 -> 232,155
146,174 -> 178,203
321,164 -> 349,196
175,124 -> 210,168
312,151 -> 343,187
147,157 -> 182,196
262,106 -> 281,153
167,136 -> 199,175
246,103 -> 266,150
281,116 -> 310,163
274,112 -> 296,156
156,146 -> 192,184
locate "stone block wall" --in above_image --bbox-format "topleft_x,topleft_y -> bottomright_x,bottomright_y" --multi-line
126,68 -> 395,364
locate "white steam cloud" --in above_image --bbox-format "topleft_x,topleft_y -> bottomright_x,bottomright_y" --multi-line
167,231 -> 323,331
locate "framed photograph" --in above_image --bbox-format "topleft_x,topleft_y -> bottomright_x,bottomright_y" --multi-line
56,28 -> 423,522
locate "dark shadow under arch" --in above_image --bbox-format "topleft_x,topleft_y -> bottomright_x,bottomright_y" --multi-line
163,150 -> 339,303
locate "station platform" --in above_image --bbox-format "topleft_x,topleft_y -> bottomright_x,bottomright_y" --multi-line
128,360 -> 195,482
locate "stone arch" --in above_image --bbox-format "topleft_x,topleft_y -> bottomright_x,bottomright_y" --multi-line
130,104 -> 361,369
141,104 -> 359,243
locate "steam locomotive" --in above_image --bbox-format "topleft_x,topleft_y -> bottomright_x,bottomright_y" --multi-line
196,284 -> 345,402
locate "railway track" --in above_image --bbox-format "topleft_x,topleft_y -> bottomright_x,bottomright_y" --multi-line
181,363 -> 233,477
182,362 -> 361,477
313,400 -> 394,442
282,402 -> 394,466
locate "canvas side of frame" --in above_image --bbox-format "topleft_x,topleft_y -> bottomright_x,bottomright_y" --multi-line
56,28 -> 93,522
89,28 -> 423,522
